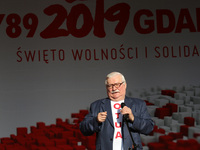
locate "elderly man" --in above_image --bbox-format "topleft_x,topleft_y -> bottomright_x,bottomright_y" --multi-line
79,72 -> 154,150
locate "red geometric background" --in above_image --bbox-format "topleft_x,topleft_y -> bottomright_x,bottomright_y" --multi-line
1,89 -> 200,150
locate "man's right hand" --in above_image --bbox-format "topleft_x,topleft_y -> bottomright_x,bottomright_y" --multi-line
97,111 -> 107,123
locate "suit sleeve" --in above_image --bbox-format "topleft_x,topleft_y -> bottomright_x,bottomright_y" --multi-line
79,102 -> 102,136
130,100 -> 154,135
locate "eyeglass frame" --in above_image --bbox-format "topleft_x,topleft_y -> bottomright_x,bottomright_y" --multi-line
106,82 -> 125,89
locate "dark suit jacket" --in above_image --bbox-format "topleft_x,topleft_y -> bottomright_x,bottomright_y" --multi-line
79,96 -> 154,150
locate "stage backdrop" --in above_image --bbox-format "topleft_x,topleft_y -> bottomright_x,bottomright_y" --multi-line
0,0 -> 199,137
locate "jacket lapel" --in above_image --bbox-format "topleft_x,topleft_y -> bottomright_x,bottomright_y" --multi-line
101,98 -> 114,127
123,97 -> 136,139
125,96 -> 135,113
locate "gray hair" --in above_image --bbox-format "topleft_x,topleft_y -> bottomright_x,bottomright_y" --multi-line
105,72 -> 126,85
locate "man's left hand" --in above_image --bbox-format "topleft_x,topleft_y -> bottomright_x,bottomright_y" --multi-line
120,106 -> 134,122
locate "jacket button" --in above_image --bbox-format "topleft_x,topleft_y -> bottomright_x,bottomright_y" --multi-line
110,138 -> 113,141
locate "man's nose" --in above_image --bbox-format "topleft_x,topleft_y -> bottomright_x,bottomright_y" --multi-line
112,86 -> 117,91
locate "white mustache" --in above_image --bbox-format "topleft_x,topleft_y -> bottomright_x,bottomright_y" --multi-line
111,89 -> 120,94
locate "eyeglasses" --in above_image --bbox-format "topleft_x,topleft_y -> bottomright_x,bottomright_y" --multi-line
106,82 -> 124,89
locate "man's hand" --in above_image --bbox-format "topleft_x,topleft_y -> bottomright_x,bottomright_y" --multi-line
97,111 -> 107,123
120,106 -> 134,122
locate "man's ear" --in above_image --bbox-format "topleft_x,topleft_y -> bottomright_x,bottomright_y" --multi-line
125,83 -> 127,89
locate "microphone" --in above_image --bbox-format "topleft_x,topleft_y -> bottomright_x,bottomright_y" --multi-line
121,102 -> 129,121
121,103 -> 138,149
